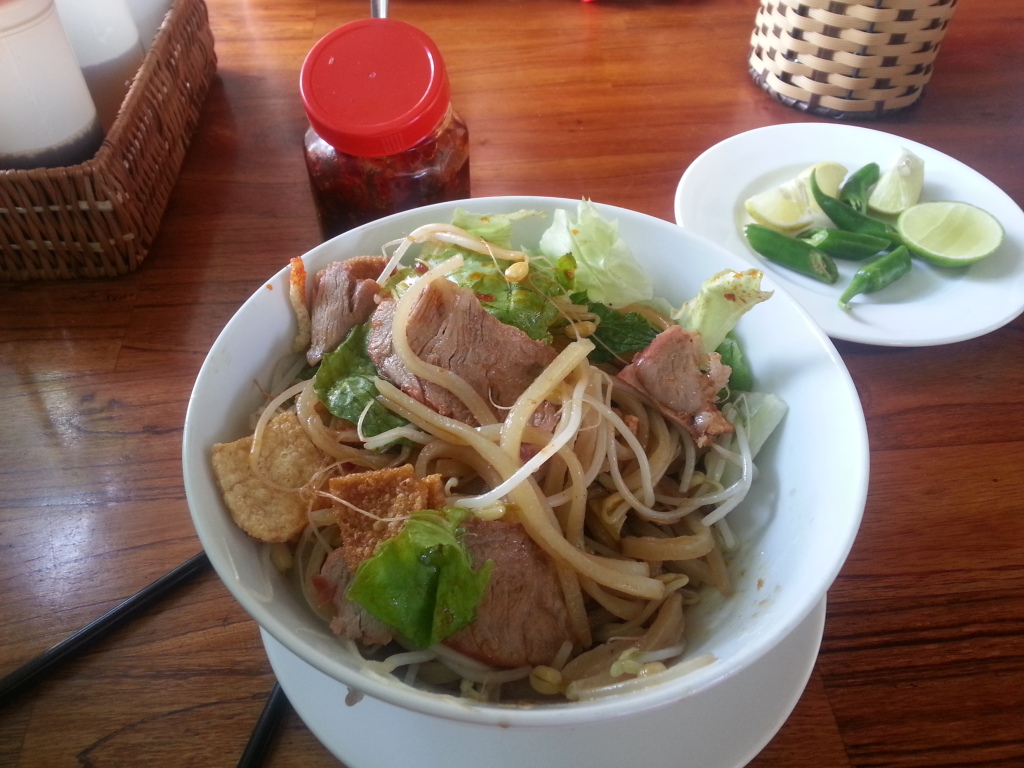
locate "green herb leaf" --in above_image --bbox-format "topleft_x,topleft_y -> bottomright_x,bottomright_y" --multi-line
570,292 -> 658,364
313,323 -> 408,438
347,507 -> 493,648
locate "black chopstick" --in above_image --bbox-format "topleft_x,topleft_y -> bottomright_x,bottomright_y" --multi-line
237,682 -> 290,768
0,550 -> 211,707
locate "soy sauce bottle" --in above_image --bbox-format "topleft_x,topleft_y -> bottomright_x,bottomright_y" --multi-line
300,18 -> 470,240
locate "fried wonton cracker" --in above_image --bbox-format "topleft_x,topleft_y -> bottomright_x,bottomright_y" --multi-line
211,411 -> 324,542
327,464 -> 446,569
288,257 -> 311,354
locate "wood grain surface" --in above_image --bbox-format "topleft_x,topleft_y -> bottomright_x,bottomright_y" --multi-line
2,0 -> 1023,766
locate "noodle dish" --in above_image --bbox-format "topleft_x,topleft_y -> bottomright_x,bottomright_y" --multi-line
183,197 -> 867,728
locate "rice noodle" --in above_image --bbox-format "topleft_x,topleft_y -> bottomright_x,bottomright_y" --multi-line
229,220 -> 777,705
376,377 -> 666,600
460,342 -> 592,510
401,222 -> 530,263
296,381 -> 391,469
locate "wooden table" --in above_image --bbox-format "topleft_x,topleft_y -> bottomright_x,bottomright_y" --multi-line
2,0 -> 1023,765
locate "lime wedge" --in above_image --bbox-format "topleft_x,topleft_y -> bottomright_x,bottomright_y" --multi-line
896,201 -> 1004,267
744,179 -> 812,231
868,148 -> 925,215
744,161 -> 847,232
798,161 -> 847,215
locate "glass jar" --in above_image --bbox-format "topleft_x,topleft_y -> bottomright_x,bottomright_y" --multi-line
300,18 -> 471,240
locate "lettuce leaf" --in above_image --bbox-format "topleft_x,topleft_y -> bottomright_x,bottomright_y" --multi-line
737,392 -> 787,458
672,269 -> 773,355
724,392 -> 788,460
449,207 -> 538,247
538,200 -> 653,307
313,323 -> 408,438
719,392 -> 787,491
347,507 -> 493,648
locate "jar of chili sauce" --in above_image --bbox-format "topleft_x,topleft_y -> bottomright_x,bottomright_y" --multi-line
300,19 -> 471,240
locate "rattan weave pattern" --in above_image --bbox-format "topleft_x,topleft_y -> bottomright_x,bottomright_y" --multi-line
749,0 -> 958,119
0,0 -> 217,281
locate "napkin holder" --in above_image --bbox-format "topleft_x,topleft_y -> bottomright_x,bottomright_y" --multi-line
0,0 -> 217,281
749,0 -> 958,119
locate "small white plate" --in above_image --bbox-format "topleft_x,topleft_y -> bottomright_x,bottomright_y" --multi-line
674,123 -> 1024,346
263,598 -> 827,768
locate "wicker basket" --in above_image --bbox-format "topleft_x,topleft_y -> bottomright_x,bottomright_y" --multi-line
749,0 -> 958,119
0,0 -> 217,281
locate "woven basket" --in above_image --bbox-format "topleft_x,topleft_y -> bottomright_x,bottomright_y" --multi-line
749,0 -> 958,119
0,0 -> 217,281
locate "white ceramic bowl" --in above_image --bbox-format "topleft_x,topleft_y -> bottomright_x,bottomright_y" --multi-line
183,197 -> 868,766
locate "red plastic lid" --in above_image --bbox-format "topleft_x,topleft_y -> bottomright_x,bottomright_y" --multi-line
300,19 -> 451,158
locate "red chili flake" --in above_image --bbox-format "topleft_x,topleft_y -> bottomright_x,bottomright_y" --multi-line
724,293 -> 737,301
304,115 -> 471,240
476,294 -> 495,302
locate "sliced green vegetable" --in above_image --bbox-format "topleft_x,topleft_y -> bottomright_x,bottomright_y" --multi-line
799,228 -> 890,261
743,224 -> 839,285
347,507 -> 493,649
314,323 -> 409,438
810,170 -> 900,246
838,245 -> 913,312
716,332 -> 753,393
838,162 -> 881,213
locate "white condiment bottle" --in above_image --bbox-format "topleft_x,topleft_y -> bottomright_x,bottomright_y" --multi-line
54,0 -> 145,132
0,0 -> 104,169
123,0 -> 171,50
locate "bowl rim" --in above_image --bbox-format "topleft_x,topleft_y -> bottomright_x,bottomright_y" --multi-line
182,195 -> 869,727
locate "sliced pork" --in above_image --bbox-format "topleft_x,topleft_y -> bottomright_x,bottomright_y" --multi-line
319,464 -> 573,669
366,278 -> 559,426
312,548 -> 394,646
445,517 -> 573,669
307,255 -> 388,365
617,325 -> 733,447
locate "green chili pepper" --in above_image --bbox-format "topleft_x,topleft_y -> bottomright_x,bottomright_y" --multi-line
838,245 -> 912,311
743,224 -> 839,284
838,162 -> 880,213
810,170 -> 900,246
799,228 -> 890,260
